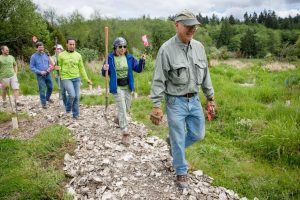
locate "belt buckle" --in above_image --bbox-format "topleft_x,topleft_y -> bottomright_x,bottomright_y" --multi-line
186,93 -> 194,98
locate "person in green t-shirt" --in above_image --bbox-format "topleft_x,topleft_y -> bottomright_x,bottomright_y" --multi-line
58,38 -> 92,119
0,45 -> 24,108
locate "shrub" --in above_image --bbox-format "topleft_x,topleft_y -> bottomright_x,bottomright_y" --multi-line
210,46 -> 231,59
77,48 -> 99,62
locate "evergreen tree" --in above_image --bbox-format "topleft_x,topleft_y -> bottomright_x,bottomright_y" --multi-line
203,16 -> 209,24
265,10 -> 278,29
229,15 -> 236,24
196,13 -> 208,25
258,11 -> 265,24
217,20 -> 234,48
251,12 -> 258,23
241,28 -> 257,57
210,14 -> 220,25
244,12 -> 250,24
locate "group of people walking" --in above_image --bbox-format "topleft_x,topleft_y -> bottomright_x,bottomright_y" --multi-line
0,10 -> 215,189
29,38 -> 92,119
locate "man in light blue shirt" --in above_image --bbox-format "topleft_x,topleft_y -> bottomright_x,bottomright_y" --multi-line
30,42 -> 54,109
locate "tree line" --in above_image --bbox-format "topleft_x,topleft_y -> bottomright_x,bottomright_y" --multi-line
0,0 -> 299,62
192,10 -> 300,29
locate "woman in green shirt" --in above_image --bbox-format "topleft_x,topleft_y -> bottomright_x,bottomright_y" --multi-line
102,37 -> 146,146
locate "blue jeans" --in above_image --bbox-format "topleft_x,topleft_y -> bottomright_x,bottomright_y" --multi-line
113,88 -> 132,132
61,78 -> 81,117
166,94 -> 205,175
55,76 -> 69,111
36,73 -> 53,106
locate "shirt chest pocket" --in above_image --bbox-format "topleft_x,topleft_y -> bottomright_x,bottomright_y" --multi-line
195,59 -> 207,85
168,64 -> 189,85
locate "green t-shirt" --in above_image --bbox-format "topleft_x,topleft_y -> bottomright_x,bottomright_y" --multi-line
0,55 -> 16,79
114,55 -> 128,79
58,51 -> 89,81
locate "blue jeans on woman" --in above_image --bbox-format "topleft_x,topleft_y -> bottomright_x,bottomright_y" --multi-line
165,94 -> 205,175
61,78 -> 81,118
36,73 -> 53,106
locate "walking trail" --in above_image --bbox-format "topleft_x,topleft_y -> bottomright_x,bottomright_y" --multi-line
0,89 -> 245,200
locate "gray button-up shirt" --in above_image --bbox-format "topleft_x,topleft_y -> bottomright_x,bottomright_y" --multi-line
150,34 -> 214,107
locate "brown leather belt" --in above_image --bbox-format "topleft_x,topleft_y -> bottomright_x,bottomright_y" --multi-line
179,93 -> 197,98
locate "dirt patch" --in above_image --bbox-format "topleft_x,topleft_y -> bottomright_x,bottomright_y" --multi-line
263,62 -> 296,71
211,59 -> 252,69
211,59 -> 297,71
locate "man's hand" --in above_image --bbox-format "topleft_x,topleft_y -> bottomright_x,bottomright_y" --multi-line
150,107 -> 163,125
141,54 -> 146,60
87,79 -> 93,85
46,66 -> 52,73
54,65 -> 60,70
206,97 -> 216,121
207,100 -> 215,107
40,71 -> 47,75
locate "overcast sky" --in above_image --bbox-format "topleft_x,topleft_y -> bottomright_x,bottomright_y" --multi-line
33,0 -> 300,20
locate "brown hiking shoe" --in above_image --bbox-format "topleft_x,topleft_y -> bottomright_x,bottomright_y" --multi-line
114,116 -> 119,125
47,99 -> 54,103
176,175 -> 189,189
121,133 -> 130,147
16,101 -> 24,107
73,116 -> 82,120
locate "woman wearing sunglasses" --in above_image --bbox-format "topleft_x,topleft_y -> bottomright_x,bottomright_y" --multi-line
102,37 -> 146,146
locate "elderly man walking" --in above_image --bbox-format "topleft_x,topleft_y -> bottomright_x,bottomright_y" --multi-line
150,10 -> 216,189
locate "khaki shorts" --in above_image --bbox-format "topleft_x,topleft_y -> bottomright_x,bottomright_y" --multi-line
0,74 -> 20,90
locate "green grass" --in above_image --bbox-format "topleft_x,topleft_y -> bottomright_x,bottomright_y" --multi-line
131,97 -> 168,136
0,111 -> 13,123
18,68 -> 39,95
0,125 -> 75,199
186,133 -> 299,200
0,110 -> 30,126
80,94 -> 114,105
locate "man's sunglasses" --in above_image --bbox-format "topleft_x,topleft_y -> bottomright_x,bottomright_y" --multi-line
183,25 -> 198,31
118,45 -> 127,49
